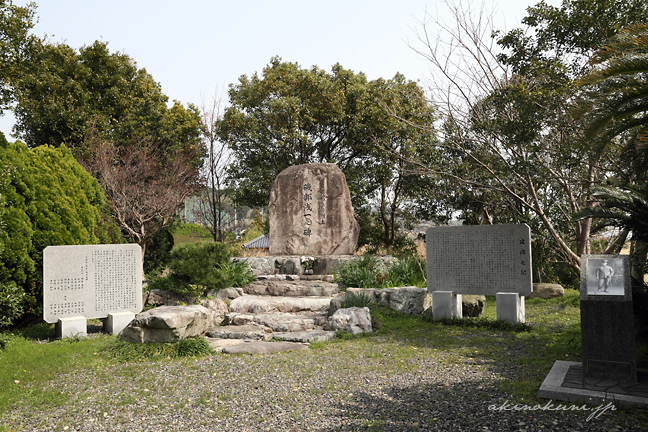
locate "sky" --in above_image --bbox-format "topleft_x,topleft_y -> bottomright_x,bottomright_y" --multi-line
0,0 -> 560,139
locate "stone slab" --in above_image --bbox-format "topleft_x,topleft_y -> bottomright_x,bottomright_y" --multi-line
496,292 -> 525,323
56,316 -> 87,338
252,312 -> 328,332
229,295 -> 332,314
104,312 -> 135,335
426,224 -> 532,296
205,325 -> 270,341
205,337 -> 245,350
539,361 -> 648,408
222,341 -> 309,355
271,330 -> 337,343
43,244 -> 142,323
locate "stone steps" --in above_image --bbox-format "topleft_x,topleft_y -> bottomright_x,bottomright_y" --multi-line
206,275 -> 342,351
241,279 -> 340,297
225,311 -> 328,332
229,295 -> 333,314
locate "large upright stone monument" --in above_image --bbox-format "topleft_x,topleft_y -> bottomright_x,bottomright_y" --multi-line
269,163 -> 359,255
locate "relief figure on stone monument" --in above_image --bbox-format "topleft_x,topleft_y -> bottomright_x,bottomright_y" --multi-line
587,258 -> 624,296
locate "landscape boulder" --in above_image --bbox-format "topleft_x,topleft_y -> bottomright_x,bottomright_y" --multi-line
200,298 -> 229,326
529,283 -> 564,299
120,305 -> 214,343
268,163 -> 360,255
324,307 -> 372,335
144,289 -> 194,307
378,287 -> 432,315
462,295 -> 486,317
329,287 -> 432,316
234,257 -> 276,276
207,287 -> 244,301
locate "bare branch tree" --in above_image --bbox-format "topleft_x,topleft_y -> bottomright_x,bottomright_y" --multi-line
81,124 -> 201,260
193,89 -> 234,242
406,0 -> 616,273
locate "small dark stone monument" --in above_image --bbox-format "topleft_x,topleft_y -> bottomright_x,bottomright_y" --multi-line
580,254 -> 635,383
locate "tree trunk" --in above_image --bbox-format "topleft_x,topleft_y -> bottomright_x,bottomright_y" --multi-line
604,228 -> 630,254
630,239 -> 648,283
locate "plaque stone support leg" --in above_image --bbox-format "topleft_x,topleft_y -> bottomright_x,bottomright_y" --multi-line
432,291 -> 462,319
496,293 -> 525,323
56,316 -> 87,338
104,312 -> 136,335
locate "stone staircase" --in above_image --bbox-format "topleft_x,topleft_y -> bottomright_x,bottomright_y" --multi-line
204,274 -> 342,351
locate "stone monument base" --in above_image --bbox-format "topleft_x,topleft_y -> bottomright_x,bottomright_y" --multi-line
104,312 -> 136,335
56,316 -> 87,338
238,255 -> 398,276
496,292 -> 525,323
539,360 -> 648,408
432,291 -> 463,319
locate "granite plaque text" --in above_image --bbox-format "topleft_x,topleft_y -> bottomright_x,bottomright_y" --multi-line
43,244 -> 142,323
426,224 -> 532,296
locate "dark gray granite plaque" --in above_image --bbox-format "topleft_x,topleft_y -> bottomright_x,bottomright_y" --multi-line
43,244 -> 142,323
426,224 -> 532,296
580,254 -> 635,382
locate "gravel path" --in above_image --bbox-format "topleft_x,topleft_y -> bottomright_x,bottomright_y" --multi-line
2,335 -> 646,431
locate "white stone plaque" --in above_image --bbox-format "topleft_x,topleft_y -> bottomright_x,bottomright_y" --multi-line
43,244 -> 142,323
426,224 -> 532,296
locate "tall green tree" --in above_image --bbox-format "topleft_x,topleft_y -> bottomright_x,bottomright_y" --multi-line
0,0 -> 38,114
577,23 -> 648,173
218,58 -> 438,252
355,74 -> 440,252
11,40 -> 203,157
218,57 -> 371,209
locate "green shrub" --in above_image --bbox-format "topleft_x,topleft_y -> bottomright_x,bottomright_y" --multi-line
173,337 -> 214,358
148,242 -> 254,297
16,322 -> 55,340
335,255 -> 382,288
0,136 -> 119,321
0,282 -> 26,329
217,260 -> 255,288
100,336 -> 214,362
336,255 -> 427,289
342,291 -> 373,308
384,257 -> 426,287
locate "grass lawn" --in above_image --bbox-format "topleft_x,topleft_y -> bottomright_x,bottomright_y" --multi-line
171,223 -> 214,245
1,290 -> 647,430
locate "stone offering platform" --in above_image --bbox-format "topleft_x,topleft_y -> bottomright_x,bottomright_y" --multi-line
238,255 -> 397,277
539,361 -> 648,408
